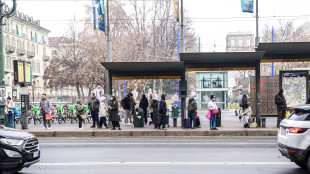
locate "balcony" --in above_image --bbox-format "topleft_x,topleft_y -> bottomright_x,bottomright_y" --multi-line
27,51 -> 35,58
5,46 -> 15,53
17,49 -> 26,56
43,55 -> 50,61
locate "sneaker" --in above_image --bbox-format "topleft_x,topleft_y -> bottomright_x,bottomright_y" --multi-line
106,126 -> 110,129
162,128 -> 167,130
47,127 -> 51,130
111,128 -> 116,130
118,127 -> 122,130
98,126 -> 103,129
210,128 -> 214,130
214,128 -> 218,130
90,126 -> 95,128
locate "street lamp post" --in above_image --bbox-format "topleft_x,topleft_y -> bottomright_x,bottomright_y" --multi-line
59,72 -> 62,100
0,0 -> 17,125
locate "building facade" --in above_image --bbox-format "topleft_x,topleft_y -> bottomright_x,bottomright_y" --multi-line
2,6 -> 51,101
226,32 -> 254,52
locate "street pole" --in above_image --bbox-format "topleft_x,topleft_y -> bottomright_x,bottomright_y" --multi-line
255,0 -> 260,47
272,26 -> 274,76
180,0 -> 186,127
107,0 -> 111,63
0,0 -> 17,125
59,72 -> 62,101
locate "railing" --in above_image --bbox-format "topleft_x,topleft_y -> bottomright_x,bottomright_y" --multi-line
17,49 -> 26,56
27,51 -> 35,58
5,46 -> 15,53
43,55 -> 50,61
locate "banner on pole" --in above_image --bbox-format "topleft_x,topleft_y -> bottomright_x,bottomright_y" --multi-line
172,0 -> 179,22
241,0 -> 253,13
93,0 -> 105,32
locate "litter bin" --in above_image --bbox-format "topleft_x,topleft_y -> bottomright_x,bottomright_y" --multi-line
216,108 -> 221,127
172,104 -> 179,127
133,108 -> 144,127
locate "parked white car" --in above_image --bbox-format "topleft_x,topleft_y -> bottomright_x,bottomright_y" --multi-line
278,104 -> 310,172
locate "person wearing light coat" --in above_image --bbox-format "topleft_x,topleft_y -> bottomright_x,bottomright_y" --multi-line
98,97 -> 110,129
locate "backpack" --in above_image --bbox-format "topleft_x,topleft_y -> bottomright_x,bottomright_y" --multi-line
159,100 -> 165,113
120,98 -> 125,107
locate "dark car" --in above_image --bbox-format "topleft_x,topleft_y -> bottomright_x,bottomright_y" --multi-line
0,125 -> 40,173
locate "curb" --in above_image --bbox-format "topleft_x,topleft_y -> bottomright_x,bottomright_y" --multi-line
28,130 -> 278,137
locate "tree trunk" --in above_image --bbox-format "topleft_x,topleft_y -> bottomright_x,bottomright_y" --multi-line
158,79 -> 163,97
153,79 -> 156,96
76,83 -> 81,99
80,85 -> 84,99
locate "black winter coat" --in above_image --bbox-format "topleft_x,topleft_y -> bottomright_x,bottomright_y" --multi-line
139,98 -> 149,114
159,100 -> 167,114
123,96 -> 131,110
275,93 -> 287,111
109,100 -> 120,121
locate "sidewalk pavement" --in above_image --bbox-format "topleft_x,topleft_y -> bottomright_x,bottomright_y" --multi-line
17,110 -> 279,137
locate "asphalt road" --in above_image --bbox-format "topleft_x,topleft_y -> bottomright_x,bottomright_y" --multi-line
19,137 -> 308,174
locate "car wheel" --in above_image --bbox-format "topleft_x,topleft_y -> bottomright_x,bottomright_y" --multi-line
296,161 -> 307,169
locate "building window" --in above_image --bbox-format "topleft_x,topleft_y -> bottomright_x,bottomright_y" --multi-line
31,44 -> 35,53
12,38 -> 15,48
43,47 -> 46,56
231,40 -> 235,48
36,62 -> 40,73
6,37 -> 10,49
32,61 -> 35,73
17,40 -> 21,49
239,40 -> 243,47
27,43 -> 30,52
6,56 -> 11,69
247,40 -> 251,47
36,45 -> 38,54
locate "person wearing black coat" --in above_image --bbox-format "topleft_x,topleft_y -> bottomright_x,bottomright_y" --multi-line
159,94 -> 167,130
88,93 -> 100,128
108,96 -> 121,130
139,94 -> 149,124
275,89 -> 287,128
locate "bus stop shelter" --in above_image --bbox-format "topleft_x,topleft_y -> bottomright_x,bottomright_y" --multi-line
102,42 -> 310,127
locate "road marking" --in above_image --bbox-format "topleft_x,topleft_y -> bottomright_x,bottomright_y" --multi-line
39,142 -> 275,145
34,162 -> 293,166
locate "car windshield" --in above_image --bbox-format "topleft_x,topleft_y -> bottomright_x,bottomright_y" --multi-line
288,110 -> 310,121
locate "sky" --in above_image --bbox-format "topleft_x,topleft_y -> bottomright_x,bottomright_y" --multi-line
6,0 -> 310,52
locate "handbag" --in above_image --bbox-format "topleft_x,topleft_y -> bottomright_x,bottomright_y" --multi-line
45,113 -> 52,120
82,113 -> 87,120
212,109 -> 219,115
206,109 -> 211,119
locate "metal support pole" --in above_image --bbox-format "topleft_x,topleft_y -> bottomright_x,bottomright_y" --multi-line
107,70 -> 112,95
0,0 -> 17,125
255,0 -> 260,47
255,61 -> 261,127
180,70 -> 186,127
106,0 -> 112,62
180,0 -> 185,53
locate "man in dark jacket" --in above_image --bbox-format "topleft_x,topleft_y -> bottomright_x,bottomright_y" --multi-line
123,93 -> 133,125
159,94 -> 167,130
188,96 -> 197,129
88,93 -> 100,128
139,94 -> 149,124
275,89 -> 287,128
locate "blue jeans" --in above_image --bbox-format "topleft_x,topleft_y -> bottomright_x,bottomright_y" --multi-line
210,114 -> 217,128
189,112 -> 196,128
6,114 -> 15,128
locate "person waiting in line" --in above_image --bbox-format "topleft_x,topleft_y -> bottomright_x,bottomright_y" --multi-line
122,93 -> 133,125
241,103 -> 252,128
88,93 -> 100,128
159,94 -> 167,130
148,94 -> 154,125
275,89 -> 287,128
98,97 -> 110,129
139,94 -> 149,124
109,96 -> 121,130
130,96 -> 136,124
75,99 -> 85,129
208,95 -> 218,130
5,97 -> 15,128
187,96 -> 197,129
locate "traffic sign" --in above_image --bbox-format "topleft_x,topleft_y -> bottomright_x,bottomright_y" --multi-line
27,85 -> 33,92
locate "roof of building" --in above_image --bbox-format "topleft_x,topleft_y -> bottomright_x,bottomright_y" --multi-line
227,31 -> 253,36
101,62 -> 184,80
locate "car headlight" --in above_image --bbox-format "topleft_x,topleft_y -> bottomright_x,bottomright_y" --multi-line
0,138 -> 24,146
3,149 -> 22,157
